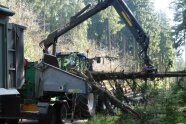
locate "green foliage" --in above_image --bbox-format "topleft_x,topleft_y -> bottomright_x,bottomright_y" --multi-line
87,78 -> 186,124
114,0 -> 175,71
167,78 -> 186,123
117,114 -> 140,124
158,11 -> 175,71
26,0 -> 89,52
87,114 -> 119,124
8,0 -> 175,70
2,1 -> 184,123
142,78 -> 186,124
172,78 -> 186,104
172,0 -> 186,50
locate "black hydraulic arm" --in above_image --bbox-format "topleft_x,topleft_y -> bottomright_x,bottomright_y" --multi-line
39,0 -> 150,65
39,1 -> 111,51
112,0 -> 150,65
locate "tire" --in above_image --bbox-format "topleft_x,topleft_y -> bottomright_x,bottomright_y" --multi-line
39,106 -> 56,124
96,95 -> 114,114
75,93 -> 96,118
6,119 -> 19,124
96,97 -> 106,112
56,103 -> 68,124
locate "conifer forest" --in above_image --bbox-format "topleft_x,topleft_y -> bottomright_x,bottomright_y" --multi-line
1,0 -> 186,124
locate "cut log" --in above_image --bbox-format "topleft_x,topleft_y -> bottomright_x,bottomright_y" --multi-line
91,71 -> 186,81
85,71 -> 142,120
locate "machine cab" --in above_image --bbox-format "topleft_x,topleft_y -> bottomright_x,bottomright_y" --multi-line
56,52 -> 87,72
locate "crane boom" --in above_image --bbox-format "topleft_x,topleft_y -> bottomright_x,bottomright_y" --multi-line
39,0 -> 150,65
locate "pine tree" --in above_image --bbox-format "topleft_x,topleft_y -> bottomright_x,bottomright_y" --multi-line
172,0 -> 186,50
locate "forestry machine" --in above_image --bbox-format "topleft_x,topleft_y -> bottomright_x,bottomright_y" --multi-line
0,0 -> 154,124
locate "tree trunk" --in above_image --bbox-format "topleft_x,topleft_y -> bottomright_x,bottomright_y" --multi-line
91,71 -> 186,81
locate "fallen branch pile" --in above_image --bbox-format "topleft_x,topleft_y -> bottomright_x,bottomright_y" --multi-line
85,71 -> 142,120
79,70 -> 186,120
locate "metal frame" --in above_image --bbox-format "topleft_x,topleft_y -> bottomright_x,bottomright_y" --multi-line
0,19 -> 7,88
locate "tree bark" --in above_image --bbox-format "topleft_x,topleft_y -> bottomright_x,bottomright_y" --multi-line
91,71 -> 186,81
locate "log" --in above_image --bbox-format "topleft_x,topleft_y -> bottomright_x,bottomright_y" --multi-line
85,70 -> 142,120
91,71 -> 186,81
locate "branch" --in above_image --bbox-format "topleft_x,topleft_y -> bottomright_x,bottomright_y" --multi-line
85,70 -> 142,120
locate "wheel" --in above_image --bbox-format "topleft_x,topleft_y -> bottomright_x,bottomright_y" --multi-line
96,96 -> 106,112
97,95 -> 115,114
7,119 -> 19,124
39,106 -> 56,124
75,93 -> 96,118
56,103 -> 68,124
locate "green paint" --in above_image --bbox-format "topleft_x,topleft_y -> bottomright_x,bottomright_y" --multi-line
23,62 -> 36,98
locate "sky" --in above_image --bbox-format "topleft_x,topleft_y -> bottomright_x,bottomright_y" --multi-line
154,0 -> 174,22
154,0 -> 172,10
